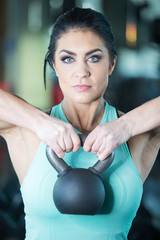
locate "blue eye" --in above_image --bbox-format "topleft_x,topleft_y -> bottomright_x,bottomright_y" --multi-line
61,56 -> 74,63
89,55 -> 102,62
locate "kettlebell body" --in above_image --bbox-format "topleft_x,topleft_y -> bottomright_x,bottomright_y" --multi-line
46,134 -> 114,215
54,167 -> 105,215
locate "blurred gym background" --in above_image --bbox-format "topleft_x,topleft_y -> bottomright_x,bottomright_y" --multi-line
0,0 -> 159,239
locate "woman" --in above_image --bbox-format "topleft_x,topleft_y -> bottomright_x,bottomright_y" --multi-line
0,7 -> 159,240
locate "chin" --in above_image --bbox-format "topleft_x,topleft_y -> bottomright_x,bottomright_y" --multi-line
74,95 -> 102,105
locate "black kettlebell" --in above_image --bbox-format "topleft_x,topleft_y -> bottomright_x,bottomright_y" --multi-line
46,134 -> 114,215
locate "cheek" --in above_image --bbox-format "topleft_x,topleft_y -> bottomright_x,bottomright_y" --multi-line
96,71 -> 109,95
94,66 -> 109,86
99,77 -> 108,93
58,77 -> 66,90
55,64 -> 72,83
57,75 -> 70,95
56,67 -> 67,83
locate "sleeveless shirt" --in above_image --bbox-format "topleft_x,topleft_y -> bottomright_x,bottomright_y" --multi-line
20,101 -> 143,240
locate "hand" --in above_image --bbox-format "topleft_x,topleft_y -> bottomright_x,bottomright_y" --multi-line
83,117 -> 132,160
35,114 -> 81,158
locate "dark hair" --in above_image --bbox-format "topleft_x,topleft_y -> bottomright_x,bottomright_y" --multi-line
44,7 -> 117,88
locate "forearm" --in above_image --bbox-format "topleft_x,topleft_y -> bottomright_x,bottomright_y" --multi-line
0,89 -> 47,133
121,97 -> 160,137
84,97 -> 160,160
0,89 -> 81,157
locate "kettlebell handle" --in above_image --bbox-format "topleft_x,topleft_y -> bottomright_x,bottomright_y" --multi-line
46,134 -> 114,175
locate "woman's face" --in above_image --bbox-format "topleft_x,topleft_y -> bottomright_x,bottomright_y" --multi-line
53,30 -> 116,105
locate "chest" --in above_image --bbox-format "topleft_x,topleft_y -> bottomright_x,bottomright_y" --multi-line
21,142 -> 143,225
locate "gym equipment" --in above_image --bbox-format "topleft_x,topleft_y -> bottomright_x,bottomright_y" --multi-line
46,134 -> 114,215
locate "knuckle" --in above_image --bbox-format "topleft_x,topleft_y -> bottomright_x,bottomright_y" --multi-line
52,143 -> 64,155
95,125 -> 101,130
73,142 -> 81,151
47,139 -> 56,148
66,144 -> 73,152
91,146 -> 98,153
67,123 -> 73,130
59,125 -> 66,133
66,147 -> 72,152
55,149 -> 64,158
53,130 -> 59,138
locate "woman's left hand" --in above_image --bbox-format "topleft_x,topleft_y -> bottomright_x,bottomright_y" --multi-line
83,118 -> 131,160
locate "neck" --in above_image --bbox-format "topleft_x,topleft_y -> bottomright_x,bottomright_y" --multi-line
62,98 -> 105,133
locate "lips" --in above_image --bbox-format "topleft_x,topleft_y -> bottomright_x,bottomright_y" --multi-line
73,85 -> 91,92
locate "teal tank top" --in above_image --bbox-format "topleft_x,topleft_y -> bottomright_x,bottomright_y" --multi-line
20,101 -> 143,240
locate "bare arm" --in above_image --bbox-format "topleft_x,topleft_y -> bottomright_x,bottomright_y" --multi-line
0,89 -> 43,131
122,96 -> 160,137
84,97 -> 160,160
0,89 -> 80,157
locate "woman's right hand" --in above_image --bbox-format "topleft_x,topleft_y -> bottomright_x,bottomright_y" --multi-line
35,114 -> 81,158
0,89 -> 80,157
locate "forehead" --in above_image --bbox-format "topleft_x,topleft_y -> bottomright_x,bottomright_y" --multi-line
55,29 -> 107,53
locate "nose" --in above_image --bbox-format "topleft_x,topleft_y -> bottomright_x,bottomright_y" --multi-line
75,62 -> 90,78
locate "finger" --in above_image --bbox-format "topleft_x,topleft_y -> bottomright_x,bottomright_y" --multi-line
83,132 -> 96,152
90,138 -> 102,154
57,137 -> 66,152
52,143 -> 65,158
71,132 -> 81,152
97,144 -> 112,161
97,141 -> 106,155
98,151 -> 111,161
63,135 -> 73,152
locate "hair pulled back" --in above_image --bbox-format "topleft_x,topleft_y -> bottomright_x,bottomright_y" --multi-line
44,7 -> 117,87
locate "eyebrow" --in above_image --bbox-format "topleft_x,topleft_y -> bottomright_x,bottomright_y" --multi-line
59,48 -> 103,56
